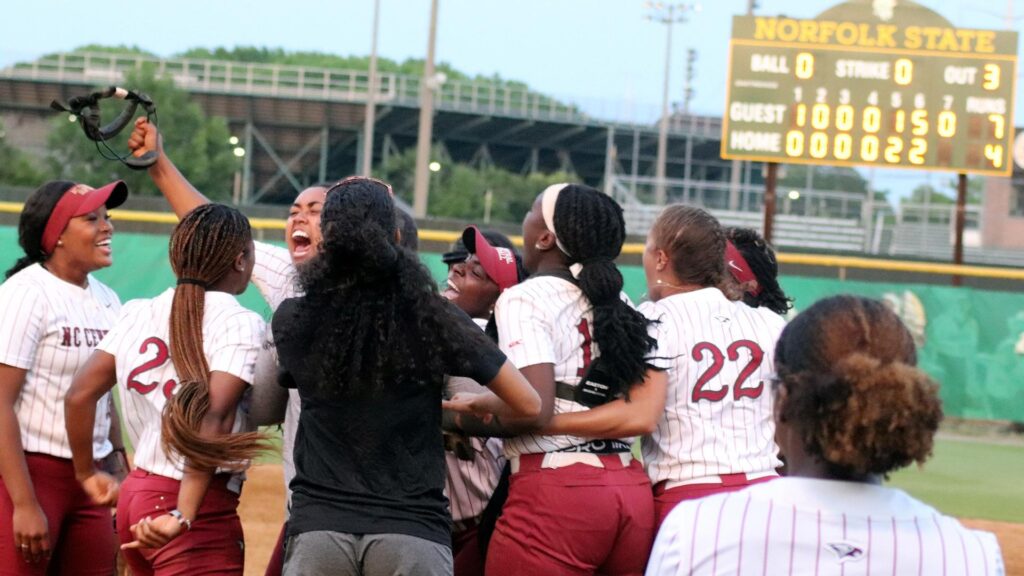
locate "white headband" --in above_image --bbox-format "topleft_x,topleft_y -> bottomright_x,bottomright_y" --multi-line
541,183 -> 571,256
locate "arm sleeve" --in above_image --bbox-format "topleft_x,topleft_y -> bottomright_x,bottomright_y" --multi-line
494,286 -> 555,369
0,283 -> 46,369
251,240 -> 298,310
207,310 -> 266,383
445,308 -> 506,386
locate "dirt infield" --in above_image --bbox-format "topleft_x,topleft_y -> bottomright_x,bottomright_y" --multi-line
238,464 -> 1024,576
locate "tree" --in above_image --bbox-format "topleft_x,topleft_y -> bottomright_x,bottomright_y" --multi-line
376,146 -> 573,223
0,120 -> 44,186
46,66 -> 238,200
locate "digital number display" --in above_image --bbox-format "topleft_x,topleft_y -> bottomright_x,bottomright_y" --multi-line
722,14 -> 1018,175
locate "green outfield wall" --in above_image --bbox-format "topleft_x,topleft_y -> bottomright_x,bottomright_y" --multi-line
2,227 -> 1020,422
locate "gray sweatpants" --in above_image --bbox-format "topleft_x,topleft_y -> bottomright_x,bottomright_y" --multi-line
283,530 -> 453,576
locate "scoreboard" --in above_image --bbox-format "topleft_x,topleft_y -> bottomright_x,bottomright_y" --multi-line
722,14 -> 1019,176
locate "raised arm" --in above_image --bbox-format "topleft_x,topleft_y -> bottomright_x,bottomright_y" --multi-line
127,117 -> 210,218
64,351 -> 120,505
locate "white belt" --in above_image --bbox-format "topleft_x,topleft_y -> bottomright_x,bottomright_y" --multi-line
662,470 -> 778,490
509,452 -> 633,474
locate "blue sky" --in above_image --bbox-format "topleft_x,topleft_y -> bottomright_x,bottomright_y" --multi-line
2,0 -> 1021,197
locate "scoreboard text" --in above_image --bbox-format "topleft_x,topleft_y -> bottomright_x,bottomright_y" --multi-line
722,15 -> 1018,175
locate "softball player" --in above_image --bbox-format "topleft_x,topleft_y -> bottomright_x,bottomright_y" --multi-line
0,180 -> 127,575
637,206 -> 785,527
647,296 -> 1004,575
724,226 -> 793,316
450,184 -> 665,576
64,203 -> 265,575
441,226 -> 522,576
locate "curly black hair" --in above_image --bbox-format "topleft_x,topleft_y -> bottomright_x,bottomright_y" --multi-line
554,185 -> 658,396
281,179 -> 493,397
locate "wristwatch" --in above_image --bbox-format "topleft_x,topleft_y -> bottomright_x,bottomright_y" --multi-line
168,509 -> 193,531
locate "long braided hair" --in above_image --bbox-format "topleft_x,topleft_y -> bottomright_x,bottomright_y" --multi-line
161,204 -> 269,470
553,184 -> 657,396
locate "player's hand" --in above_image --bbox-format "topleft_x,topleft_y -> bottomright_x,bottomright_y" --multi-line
80,472 -> 120,506
12,502 -> 50,563
121,514 -> 183,550
442,392 -> 495,423
126,117 -> 162,158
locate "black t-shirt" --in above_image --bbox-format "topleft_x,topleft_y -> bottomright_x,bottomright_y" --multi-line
273,296 -> 506,546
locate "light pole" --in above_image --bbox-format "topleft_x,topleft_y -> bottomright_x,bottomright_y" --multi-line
413,0 -> 440,218
645,2 -> 700,206
361,0 -> 382,177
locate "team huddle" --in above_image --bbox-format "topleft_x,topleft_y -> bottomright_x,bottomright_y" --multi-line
0,118 -> 1005,576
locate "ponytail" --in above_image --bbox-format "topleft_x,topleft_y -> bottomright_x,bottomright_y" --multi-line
553,185 -> 657,396
160,204 -> 269,470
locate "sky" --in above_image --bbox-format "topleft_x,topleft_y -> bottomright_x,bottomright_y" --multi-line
2,0 -> 1022,198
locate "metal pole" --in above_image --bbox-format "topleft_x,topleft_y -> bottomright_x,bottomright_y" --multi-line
654,6 -> 673,206
413,0 -> 439,218
603,126 -> 615,195
242,121 -> 254,204
763,162 -> 778,243
361,0 -> 381,177
952,172 -> 967,286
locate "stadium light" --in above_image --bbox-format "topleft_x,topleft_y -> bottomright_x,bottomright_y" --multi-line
645,1 -> 701,206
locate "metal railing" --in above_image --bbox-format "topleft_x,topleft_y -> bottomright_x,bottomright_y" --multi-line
2,52 -> 587,123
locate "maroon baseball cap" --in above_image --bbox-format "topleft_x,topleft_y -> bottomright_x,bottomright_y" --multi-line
41,181 -> 128,254
461,225 -> 519,292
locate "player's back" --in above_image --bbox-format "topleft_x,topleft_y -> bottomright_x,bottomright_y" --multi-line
646,477 -> 1005,575
99,287 -> 264,478
641,288 -> 786,482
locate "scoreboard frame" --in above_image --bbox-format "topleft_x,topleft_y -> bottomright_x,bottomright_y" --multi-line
721,12 -> 1019,177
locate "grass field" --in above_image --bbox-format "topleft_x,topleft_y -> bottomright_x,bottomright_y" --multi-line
888,435 -> 1024,523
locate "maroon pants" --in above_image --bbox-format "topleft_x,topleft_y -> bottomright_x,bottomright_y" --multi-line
116,468 -> 243,576
653,474 -> 778,528
0,453 -> 116,576
452,520 -> 484,576
486,454 -> 655,576
263,523 -> 286,576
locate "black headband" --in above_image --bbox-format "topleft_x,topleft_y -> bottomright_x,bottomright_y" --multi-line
176,278 -> 208,289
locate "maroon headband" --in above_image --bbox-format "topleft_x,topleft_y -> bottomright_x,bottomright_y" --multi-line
725,240 -> 762,296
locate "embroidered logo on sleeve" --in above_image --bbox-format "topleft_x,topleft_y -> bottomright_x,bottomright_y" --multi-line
827,542 -> 866,564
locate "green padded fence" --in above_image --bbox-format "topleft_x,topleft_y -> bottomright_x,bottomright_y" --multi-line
2,227 -> 1020,422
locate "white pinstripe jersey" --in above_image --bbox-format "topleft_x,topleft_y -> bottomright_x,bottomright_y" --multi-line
496,275 -> 642,457
251,240 -> 302,501
640,288 -> 785,483
0,264 -> 119,459
444,319 -> 505,523
97,288 -> 264,482
646,477 -> 1005,576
